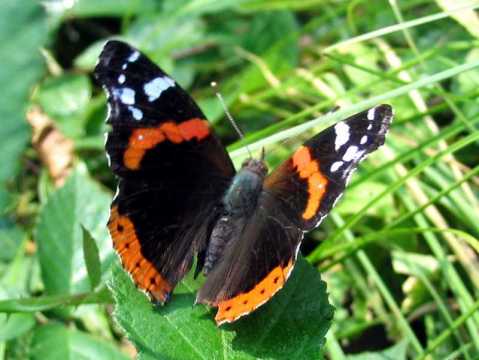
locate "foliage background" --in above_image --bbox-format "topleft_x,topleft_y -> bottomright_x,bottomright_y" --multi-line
1,0 -> 479,359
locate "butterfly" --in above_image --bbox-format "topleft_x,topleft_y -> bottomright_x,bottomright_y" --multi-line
95,40 -> 392,325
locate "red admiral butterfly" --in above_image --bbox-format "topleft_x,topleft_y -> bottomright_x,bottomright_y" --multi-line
95,40 -> 392,325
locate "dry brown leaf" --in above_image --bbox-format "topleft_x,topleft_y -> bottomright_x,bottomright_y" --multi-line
27,106 -> 74,187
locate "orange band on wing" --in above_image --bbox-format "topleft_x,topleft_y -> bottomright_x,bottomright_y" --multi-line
123,118 -> 210,170
214,260 -> 294,325
292,146 -> 328,220
108,206 -> 172,302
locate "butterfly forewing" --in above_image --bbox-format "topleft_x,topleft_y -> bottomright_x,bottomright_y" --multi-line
265,104 -> 393,230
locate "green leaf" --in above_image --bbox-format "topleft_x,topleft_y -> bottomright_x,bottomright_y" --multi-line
30,323 -> 129,360
34,74 -> 92,138
0,0 -> 48,209
234,11 -> 300,94
111,258 -> 333,359
0,313 -> 35,342
0,220 -> 25,262
346,340 -> 408,360
35,74 -> 91,119
35,167 -> 113,296
82,227 -> 102,291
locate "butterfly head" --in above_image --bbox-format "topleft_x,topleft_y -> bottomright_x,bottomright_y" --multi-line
241,158 -> 268,178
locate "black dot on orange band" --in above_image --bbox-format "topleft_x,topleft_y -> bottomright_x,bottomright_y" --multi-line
243,300 -> 248,305
273,277 -> 279,283
225,306 -> 232,312
260,289 -> 265,294
117,224 -> 124,232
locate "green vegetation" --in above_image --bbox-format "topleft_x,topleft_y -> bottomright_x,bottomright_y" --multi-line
1,0 -> 478,358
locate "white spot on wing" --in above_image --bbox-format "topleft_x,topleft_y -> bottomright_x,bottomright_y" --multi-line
128,51 -> 140,62
118,74 -> 126,84
360,135 -> 368,144
118,88 -> 135,105
105,152 -> 111,167
343,146 -> 366,163
128,106 -> 143,120
122,63 -> 127,70
330,161 -> 343,172
367,123 -> 373,130
367,107 -> 376,120
144,76 -> 175,102
343,146 -> 359,162
334,122 -> 350,151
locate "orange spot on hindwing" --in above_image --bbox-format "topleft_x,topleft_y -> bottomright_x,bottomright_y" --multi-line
215,260 -> 294,325
292,146 -> 328,220
108,206 -> 172,302
123,118 -> 210,170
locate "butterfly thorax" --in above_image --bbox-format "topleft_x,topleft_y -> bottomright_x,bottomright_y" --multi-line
203,159 -> 268,275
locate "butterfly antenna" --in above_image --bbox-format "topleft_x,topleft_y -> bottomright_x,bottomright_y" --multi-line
212,82 -> 253,159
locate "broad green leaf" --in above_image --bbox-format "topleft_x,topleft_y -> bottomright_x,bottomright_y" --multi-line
234,11 -> 299,94
35,74 -> 91,119
0,313 -> 35,342
0,0 -> 48,210
0,246 -> 39,297
0,220 -> 25,262
111,258 -> 333,359
34,74 -> 92,138
35,167 -> 113,296
82,227 -> 102,291
30,323 -> 129,360
346,339 -> 408,359
127,14 -> 206,77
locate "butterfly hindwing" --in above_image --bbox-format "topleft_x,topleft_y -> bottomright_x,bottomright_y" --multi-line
196,192 -> 302,325
95,40 -> 235,302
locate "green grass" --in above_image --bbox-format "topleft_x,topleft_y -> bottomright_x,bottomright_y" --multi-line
1,0 -> 479,359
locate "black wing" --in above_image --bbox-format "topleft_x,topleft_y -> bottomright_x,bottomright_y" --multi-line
95,40 -> 235,302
